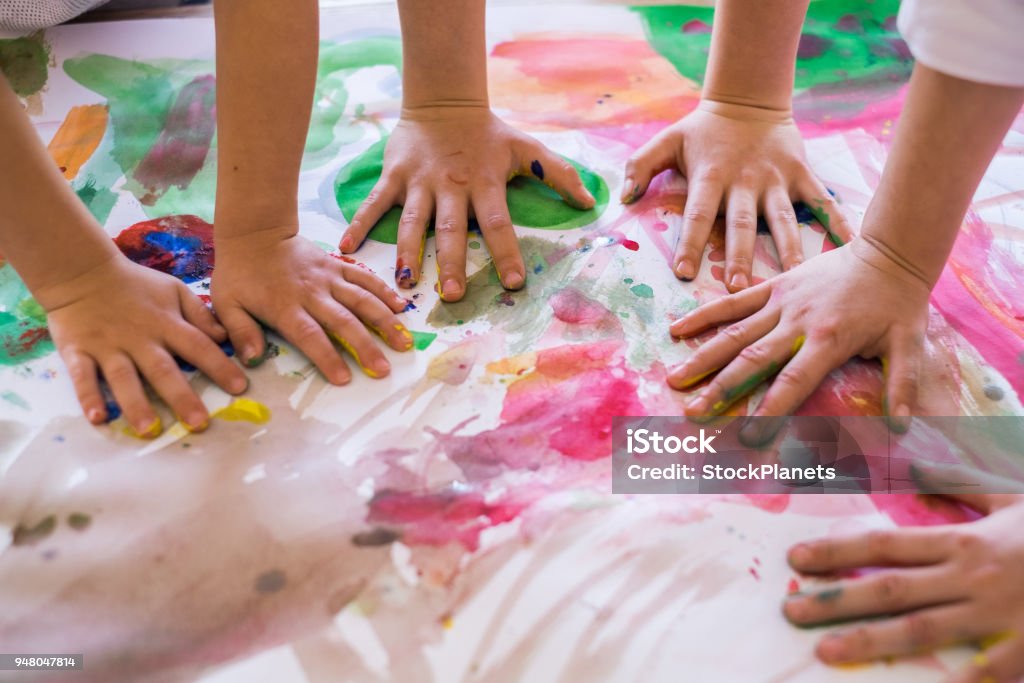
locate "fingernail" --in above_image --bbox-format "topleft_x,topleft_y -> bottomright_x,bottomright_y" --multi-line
134,417 -> 162,439
396,265 -> 417,289
670,314 -> 692,338
621,178 -> 636,204
894,404 -> 910,419
371,356 -> 390,376
228,375 -> 248,395
789,543 -> 812,567
686,395 -> 708,415
583,189 -> 596,208
729,272 -> 749,290
675,259 -> 696,281
87,408 -> 104,424
243,346 -> 264,368
184,414 -> 209,433
503,271 -> 525,290
340,234 -> 354,253
786,258 -> 803,271
817,634 -> 848,663
397,325 -> 414,351
441,279 -> 461,301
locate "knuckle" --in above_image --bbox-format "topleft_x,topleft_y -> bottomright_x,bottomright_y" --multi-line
434,219 -> 463,237
729,211 -> 757,233
718,323 -> 748,345
875,573 -> 908,606
811,320 -> 843,346
737,343 -> 771,365
293,319 -> 326,345
773,207 -> 798,225
481,213 -> 513,233
867,530 -> 896,558
697,166 -> 723,184
904,613 -> 937,649
103,361 -> 135,384
398,210 -> 423,227
683,207 -> 715,226
774,365 -> 809,389
146,359 -> 180,384
729,254 -> 752,271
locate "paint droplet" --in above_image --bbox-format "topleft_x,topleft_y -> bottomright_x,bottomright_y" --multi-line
410,330 -> 437,351
12,515 -> 57,546
255,569 -> 287,594
351,527 -> 401,547
530,160 -> 545,180
67,513 -> 92,531
212,398 -> 271,424
468,240 -> 481,250
787,578 -> 800,595
983,384 -> 1004,401
629,283 -> 655,299
681,18 -> 712,34
620,239 -> 640,251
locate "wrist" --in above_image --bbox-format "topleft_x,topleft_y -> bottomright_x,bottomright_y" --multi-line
32,250 -> 124,312
400,98 -> 490,122
696,98 -> 794,124
850,235 -> 936,295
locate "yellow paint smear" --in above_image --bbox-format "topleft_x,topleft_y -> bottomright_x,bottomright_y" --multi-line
486,352 -> 537,376
47,104 -> 109,180
212,398 -> 271,424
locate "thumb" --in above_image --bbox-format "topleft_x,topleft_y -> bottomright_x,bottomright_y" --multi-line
882,332 -> 922,434
215,300 -> 267,367
622,127 -> 682,204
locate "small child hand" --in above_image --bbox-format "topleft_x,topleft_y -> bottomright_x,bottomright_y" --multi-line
39,256 -> 248,436
211,230 -> 413,383
624,100 -> 853,289
339,106 -> 596,301
784,490 -> 1024,682
667,236 -> 928,419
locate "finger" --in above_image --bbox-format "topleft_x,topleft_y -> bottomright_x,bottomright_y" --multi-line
473,185 -> 526,290
673,175 -> 723,280
434,192 -> 469,302
667,309 -> 779,390
279,311 -> 351,385
814,604 -> 982,665
909,462 -> 1024,512
750,338 -> 842,416
521,142 -> 596,210
178,287 -> 227,343
332,279 -> 413,353
670,283 -> 771,339
683,327 -> 803,417
61,350 -> 106,424
947,634 -> 1024,683
394,189 -> 432,290
796,171 -> 854,247
99,354 -> 161,438
622,127 -> 682,204
312,297 -> 389,379
215,301 -> 266,368
167,325 -> 248,396
763,185 -> 804,271
788,527 -> 952,573
137,348 -> 210,432
783,567 -> 964,626
724,186 -> 758,292
339,262 -> 408,314
341,177 -> 399,253
883,331 -> 922,432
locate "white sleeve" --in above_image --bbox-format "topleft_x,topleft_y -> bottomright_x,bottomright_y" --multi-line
898,0 -> 1024,87
0,0 -> 108,31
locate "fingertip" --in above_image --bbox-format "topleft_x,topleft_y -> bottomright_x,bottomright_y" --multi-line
503,270 -> 525,291
86,406 -> 106,425
787,543 -> 813,569
674,258 -> 697,281
440,279 -> 464,302
727,272 -> 749,293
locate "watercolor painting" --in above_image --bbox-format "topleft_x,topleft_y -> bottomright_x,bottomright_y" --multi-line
1,2 -> 1023,682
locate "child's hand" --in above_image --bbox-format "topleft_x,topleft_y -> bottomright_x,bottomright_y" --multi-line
339,107 -> 596,301
624,101 -> 853,289
667,235 -> 928,418
39,257 -> 248,436
784,491 -> 1024,682
211,230 -> 413,383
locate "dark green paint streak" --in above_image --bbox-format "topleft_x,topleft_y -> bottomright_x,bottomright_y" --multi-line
0,34 -> 50,97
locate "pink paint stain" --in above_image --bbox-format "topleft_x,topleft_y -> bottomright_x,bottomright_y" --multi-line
133,75 -> 216,205
549,287 -> 617,327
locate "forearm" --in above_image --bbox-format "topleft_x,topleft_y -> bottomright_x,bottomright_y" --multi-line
0,76 -> 119,300
702,0 -> 810,112
860,65 -> 1024,288
212,0 -> 319,237
397,0 -> 488,114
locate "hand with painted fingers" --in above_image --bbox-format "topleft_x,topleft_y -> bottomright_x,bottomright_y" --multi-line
666,235 -> 930,420
783,488 -> 1024,682
623,100 -> 853,290
339,107 -> 596,302
38,256 -> 249,438
212,229 -> 413,384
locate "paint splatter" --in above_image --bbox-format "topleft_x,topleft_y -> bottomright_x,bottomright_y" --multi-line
629,283 -> 654,299
530,160 -> 545,180
0,34 -> 50,97
254,569 -> 287,594
212,398 -> 272,425
410,330 -> 437,351
67,513 -> 92,531
0,265 -> 54,366
114,215 -> 214,283
12,515 -> 57,547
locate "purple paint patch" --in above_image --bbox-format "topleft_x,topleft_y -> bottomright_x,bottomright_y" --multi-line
797,34 -> 832,59
681,19 -> 712,34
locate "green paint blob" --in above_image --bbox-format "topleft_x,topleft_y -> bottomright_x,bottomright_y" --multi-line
410,330 -> 437,351
0,34 -> 49,97
0,264 -> 54,366
1,390 -> 29,410
335,136 -> 609,245
632,1 -> 910,91
67,513 -> 92,531
629,283 -> 654,299
12,514 -> 56,546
